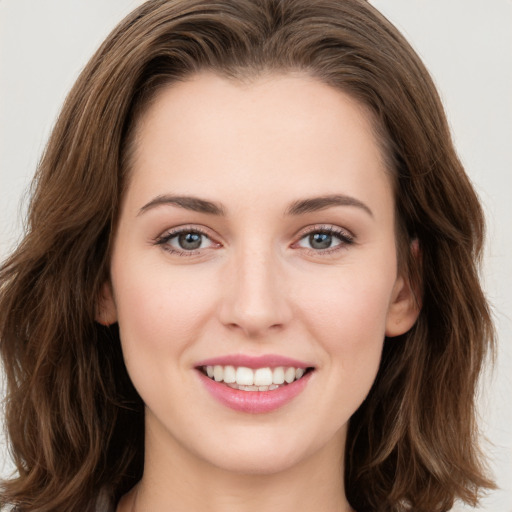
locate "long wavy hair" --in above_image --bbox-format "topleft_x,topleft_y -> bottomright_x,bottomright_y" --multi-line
0,0 -> 495,510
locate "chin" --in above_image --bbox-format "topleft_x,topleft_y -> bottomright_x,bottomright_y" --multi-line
207,446 -> 308,476
191,423 -> 344,477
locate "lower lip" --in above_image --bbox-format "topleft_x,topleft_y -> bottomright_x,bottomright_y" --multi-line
197,370 -> 313,414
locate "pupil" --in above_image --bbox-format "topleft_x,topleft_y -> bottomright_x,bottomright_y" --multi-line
310,233 -> 332,249
178,232 -> 202,250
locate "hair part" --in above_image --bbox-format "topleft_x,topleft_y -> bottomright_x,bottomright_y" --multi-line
0,1 -> 494,510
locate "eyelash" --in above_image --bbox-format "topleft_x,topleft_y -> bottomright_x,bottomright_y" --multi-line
294,225 -> 355,255
154,226 -> 215,256
153,225 -> 355,257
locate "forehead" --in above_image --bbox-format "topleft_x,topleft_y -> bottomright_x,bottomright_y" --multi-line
133,71 -> 385,160
125,72 -> 393,218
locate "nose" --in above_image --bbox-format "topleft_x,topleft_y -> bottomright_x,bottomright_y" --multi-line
218,246 -> 292,338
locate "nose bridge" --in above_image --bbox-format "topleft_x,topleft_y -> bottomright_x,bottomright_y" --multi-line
220,239 -> 291,336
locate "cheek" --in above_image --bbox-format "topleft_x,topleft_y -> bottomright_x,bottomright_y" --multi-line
295,259 -> 396,384
111,259 -> 217,366
110,260 -> 223,419
301,268 -> 394,344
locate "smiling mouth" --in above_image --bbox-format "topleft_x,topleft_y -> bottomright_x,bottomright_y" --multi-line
198,365 -> 315,392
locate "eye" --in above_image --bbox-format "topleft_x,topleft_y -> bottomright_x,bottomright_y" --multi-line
295,226 -> 354,252
173,232 -> 208,251
155,228 -> 218,254
302,232 -> 339,250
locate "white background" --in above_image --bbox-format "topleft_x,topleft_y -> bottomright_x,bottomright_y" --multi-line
1,1 -> 511,510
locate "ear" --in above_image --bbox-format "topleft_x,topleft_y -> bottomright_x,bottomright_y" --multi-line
95,281 -> 118,326
386,239 -> 421,337
385,272 -> 421,338
386,240 -> 421,338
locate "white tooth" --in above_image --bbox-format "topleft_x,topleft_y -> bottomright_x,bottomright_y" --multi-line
269,384 -> 279,391
295,368 -> 305,379
206,366 -> 214,378
223,365 -> 236,383
213,365 -> 224,382
240,385 -> 258,391
258,385 -> 269,391
284,367 -> 296,383
272,367 -> 285,385
236,366 -> 254,385
254,367 -> 273,386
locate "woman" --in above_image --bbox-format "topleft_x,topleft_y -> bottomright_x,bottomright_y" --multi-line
0,0 -> 495,511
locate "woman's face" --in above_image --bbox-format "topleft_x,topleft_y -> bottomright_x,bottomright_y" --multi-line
100,72 -> 418,476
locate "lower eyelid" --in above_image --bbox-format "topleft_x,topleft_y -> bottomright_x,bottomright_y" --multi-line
293,227 -> 354,253
154,227 -> 223,255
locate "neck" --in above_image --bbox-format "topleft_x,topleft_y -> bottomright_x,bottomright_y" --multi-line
119,421 -> 352,512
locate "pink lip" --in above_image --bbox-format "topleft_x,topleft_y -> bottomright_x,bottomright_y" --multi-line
195,354 -> 313,369
197,370 -> 313,414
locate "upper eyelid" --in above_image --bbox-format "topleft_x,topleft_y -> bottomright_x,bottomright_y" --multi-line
294,224 -> 355,239
153,226 -> 218,250
292,225 -> 355,253
154,227 -> 219,255
157,224 -> 216,239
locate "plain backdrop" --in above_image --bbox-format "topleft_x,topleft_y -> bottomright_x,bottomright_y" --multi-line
1,1 -> 511,510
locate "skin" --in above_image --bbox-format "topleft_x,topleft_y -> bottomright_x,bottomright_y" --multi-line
99,72 -> 419,512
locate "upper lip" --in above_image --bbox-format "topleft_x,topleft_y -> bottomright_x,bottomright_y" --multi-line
194,354 -> 314,370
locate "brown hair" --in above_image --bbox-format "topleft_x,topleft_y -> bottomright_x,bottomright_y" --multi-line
0,0 -> 494,510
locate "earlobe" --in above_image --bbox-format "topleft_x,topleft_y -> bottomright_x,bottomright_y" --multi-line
95,281 -> 118,326
385,274 -> 421,337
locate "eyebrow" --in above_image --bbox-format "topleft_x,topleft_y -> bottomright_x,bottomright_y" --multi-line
286,194 -> 373,217
138,193 -> 373,218
138,195 -> 225,216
